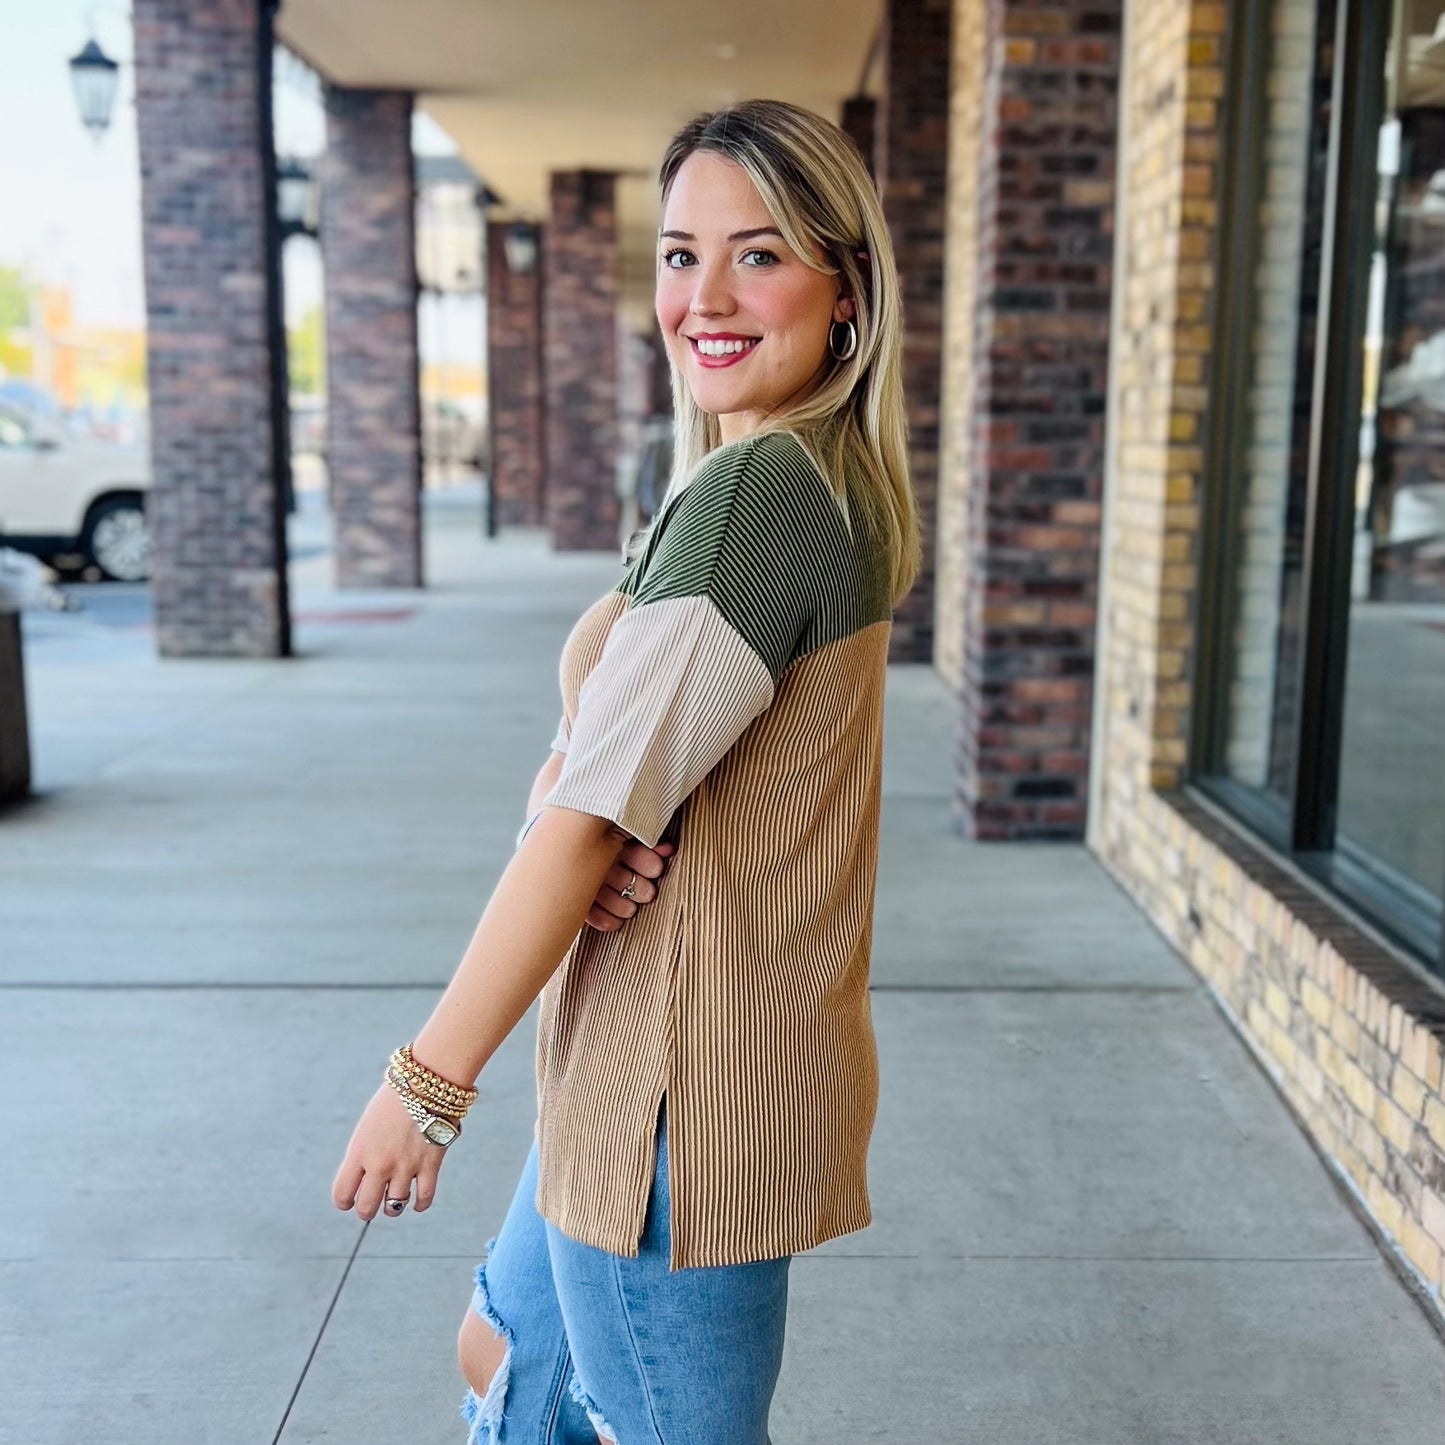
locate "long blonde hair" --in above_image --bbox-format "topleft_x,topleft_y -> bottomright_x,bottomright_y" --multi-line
632,98 -> 919,608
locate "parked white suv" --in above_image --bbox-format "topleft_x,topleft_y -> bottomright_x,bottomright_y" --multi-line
0,404 -> 151,582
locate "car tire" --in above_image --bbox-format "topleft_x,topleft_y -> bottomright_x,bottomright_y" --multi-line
83,496 -> 150,583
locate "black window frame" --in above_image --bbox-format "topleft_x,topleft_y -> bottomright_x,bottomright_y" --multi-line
1190,0 -> 1445,977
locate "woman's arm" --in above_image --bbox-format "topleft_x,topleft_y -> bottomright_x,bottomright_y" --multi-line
330,763 -> 646,1221
407,802 -> 628,1090
527,749 -> 566,817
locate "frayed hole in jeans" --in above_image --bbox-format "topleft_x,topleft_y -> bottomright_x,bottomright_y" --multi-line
568,1367 -> 621,1444
458,1236 -> 514,1445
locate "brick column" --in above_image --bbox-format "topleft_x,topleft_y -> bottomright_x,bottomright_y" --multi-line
950,0 -> 1121,839
543,170 -> 619,552
841,95 -> 878,179
133,0 -> 290,657
321,86 -> 423,588
485,220 -> 545,528
878,0 -> 951,663
645,328 -> 672,415
618,326 -> 671,520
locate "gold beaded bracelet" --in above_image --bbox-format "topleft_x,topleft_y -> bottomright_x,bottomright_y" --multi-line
388,1043 -> 478,1109
385,1067 -> 471,1120
390,1043 -> 479,1102
388,1084 -> 471,1122
385,1063 -> 467,1121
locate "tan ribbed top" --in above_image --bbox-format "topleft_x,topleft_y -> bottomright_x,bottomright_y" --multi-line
533,428 -> 893,1269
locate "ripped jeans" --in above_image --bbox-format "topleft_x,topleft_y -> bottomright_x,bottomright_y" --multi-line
460,1091 -> 791,1445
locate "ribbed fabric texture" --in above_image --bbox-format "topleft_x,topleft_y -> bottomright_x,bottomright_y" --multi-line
543,595 -> 775,848
534,430 -> 894,1269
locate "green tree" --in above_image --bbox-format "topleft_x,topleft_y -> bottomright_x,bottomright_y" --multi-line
0,266 -> 29,331
287,304 -> 326,395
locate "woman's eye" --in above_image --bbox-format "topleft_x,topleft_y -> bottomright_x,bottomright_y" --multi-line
661,247 -> 786,270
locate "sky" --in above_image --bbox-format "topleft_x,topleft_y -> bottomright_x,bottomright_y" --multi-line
1,3 -> 149,328
0,2 -> 469,346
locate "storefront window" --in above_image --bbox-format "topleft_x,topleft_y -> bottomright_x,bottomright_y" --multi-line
1214,0 -> 1327,809
1337,7 -> 1445,909
1199,0 -> 1445,974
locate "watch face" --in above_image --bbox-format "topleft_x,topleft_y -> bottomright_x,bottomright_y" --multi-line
423,1117 -> 459,1146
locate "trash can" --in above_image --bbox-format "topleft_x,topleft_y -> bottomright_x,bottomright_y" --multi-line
0,547 -> 33,805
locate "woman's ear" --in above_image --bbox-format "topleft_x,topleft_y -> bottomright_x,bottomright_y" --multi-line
834,294 -> 856,324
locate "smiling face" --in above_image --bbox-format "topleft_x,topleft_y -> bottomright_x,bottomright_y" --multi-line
656,151 -> 854,444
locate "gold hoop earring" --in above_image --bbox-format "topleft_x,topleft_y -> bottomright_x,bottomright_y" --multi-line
828,319 -> 858,362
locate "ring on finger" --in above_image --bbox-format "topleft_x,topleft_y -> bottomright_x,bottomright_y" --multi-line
384,1191 -> 409,1215
619,871 -> 638,900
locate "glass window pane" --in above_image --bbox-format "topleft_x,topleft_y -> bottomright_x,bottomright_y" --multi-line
1336,0 -> 1445,906
1218,0 -> 1333,807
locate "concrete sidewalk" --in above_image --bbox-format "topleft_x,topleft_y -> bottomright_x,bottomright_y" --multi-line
2,488 -> 1441,1444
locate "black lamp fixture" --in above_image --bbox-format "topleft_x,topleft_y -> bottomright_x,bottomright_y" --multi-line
503,219 -> 539,276
276,156 -> 320,239
68,37 -> 121,141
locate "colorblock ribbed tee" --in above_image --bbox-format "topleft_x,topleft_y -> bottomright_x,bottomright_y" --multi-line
534,427 -> 894,1269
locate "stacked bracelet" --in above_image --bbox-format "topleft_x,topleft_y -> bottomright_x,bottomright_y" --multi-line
385,1067 -> 465,1147
385,1042 -> 478,1119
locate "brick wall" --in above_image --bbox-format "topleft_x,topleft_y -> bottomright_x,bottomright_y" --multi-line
617,325 -> 666,530
941,0 -> 1120,839
543,170 -> 620,553
486,220 -> 545,529
879,0 -> 951,663
840,95 -> 878,178
1091,0 -> 1445,1323
321,86 -> 423,588
133,0 -> 289,657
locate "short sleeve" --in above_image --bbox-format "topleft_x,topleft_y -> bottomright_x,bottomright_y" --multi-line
548,709 -> 570,754
540,431 -> 832,847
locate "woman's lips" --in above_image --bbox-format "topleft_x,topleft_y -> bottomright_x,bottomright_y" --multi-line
688,335 -> 760,368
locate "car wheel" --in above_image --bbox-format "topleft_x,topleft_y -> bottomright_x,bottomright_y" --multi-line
84,497 -> 150,582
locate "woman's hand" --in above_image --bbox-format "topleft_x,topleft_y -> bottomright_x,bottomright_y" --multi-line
331,1082 -> 453,1220
584,839 -> 675,932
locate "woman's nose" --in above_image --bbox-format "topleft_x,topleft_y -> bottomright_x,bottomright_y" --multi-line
688,262 -> 735,318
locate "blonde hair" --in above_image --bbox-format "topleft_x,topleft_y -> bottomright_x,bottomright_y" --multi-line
630,98 -> 919,609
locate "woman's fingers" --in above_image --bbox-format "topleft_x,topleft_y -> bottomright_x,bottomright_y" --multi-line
332,1157 -> 365,1211
592,884 -> 650,930
586,902 -> 624,931
332,1083 -> 455,1220
353,1168 -> 390,1223
609,860 -> 658,901
413,1156 -> 442,1212
336,1154 -> 442,1219
581,840 -> 676,931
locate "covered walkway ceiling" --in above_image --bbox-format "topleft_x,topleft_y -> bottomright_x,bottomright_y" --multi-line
277,0 -> 881,319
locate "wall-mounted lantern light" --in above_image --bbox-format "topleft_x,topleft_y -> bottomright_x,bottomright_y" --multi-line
276,156 -> 321,239
503,220 -> 539,276
68,37 -> 121,141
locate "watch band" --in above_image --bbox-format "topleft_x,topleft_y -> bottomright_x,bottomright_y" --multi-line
386,1065 -> 462,1144
393,1086 -> 461,1142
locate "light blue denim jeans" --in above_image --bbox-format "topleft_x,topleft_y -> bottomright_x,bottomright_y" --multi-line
460,1091 -> 791,1445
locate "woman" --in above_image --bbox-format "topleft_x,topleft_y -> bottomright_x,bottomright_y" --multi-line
332,97 -> 919,1445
